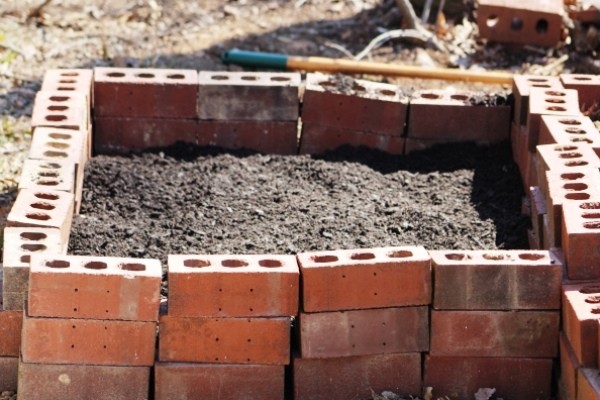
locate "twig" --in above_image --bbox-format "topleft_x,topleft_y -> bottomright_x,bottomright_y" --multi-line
422,0 -> 435,23
323,41 -> 355,58
354,29 -> 439,60
393,0 -> 445,51
26,0 -> 53,21
0,43 -> 27,58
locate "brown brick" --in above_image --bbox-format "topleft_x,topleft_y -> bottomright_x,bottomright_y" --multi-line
424,355 -> 553,400
562,282 -> 600,367
562,202 -> 600,280
512,75 -> 563,126
197,120 -> 298,155
561,74 -> 600,110
430,250 -> 562,310
297,246 -> 431,312
168,254 -> 298,317
94,67 -> 198,118
41,69 -> 93,98
0,310 -> 22,357
293,352 -> 421,400
159,315 -> 290,365
21,313 -> 156,366
579,368 -> 600,400
18,359 -> 150,400
154,362 -> 284,400
561,332 -> 581,400
28,255 -> 162,321
198,71 -> 300,121
0,357 -> 17,392
299,306 -> 428,358
539,115 -> 600,156
430,310 -> 559,357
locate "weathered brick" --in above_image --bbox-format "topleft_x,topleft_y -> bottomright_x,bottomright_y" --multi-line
299,306 -> 428,358
168,254 -> 298,318
424,355 -> 553,400
0,309 -> 21,357
430,310 -> 559,357
562,202 -> 600,280
21,313 -> 156,366
302,73 -> 406,135
579,368 -> 600,400
293,352 -> 421,400
297,246 -> 431,312
94,67 -> 198,118
539,115 -> 600,156
430,250 -> 562,310
93,116 -> 197,155
198,71 -> 300,121
299,123 -> 404,155
407,90 -> 510,142
31,90 -> 89,131
41,69 -> 93,97
561,74 -> 600,110
197,120 -> 298,155
28,255 -> 161,321
561,332 -> 581,400
154,362 -> 284,400
512,75 -> 563,126
562,282 -> 600,367
18,359 -> 150,400
537,143 -> 600,180
0,357 -> 17,392
159,315 -> 290,365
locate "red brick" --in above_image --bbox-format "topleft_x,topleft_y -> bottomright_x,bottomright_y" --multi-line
563,282 -> 600,367
424,355 -> 553,400
537,143 -> 600,179
0,357 -> 17,392
562,202 -> 600,280
430,250 -> 562,310
407,90 -> 510,142
6,189 -> 73,248
302,73 -> 406,135
561,74 -> 600,110
17,359 -> 150,400
94,67 -> 198,118
21,313 -> 156,366
299,123 -> 404,155
530,186 -> 547,243
197,120 -> 298,155
527,88 -> 581,151
154,362 -> 284,400
512,75 -> 563,126
299,306 -> 428,358
198,71 -> 300,121
28,255 -> 161,321
41,69 -> 93,98
293,352 -> 421,400
31,90 -> 89,131
297,246 -> 431,312
561,332 -> 581,400
2,227 -> 65,310
0,310 -> 22,357
93,116 -> 197,155
539,115 -> 600,156
430,310 -> 559,357
579,368 -> 600,400
159,315 -> 290,365
168,254 -> 298,318
476,0 -> 563,47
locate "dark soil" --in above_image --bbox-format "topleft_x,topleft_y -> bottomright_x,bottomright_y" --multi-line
69,141 -> 529,271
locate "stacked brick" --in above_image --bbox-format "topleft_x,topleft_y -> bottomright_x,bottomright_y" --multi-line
18,254 -> 161,399
293,246 -> 430,400
0,274 -> 22,393
426,250 -> 562,399
197,71 -> 300,154
299,73 -> 407,154
156,254 -> 298,399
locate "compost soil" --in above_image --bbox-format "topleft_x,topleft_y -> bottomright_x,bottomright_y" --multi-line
69,141 -> 529,271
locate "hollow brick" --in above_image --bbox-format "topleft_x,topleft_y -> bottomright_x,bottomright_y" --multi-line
562,202 -> 600,280
563,282 -> 600,367
31,90 -> 90,132
578,368 -> 600,400
41,68 -> 93,98
512,75 -> 563,126
539,115 -> 600,156
561,74 -> 600,110
560,332 -> 581,400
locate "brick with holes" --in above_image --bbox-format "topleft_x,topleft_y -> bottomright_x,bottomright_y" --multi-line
168,254 -> 298,318
299,123 -> 405,155
527,88 -> 581,151
430,310 -> 559,357
429,250 -> 562,310
299,306 -> 428,358
407,89 -> 511,143
31,91 -> 90,132
154,362 -> 284,400
561,74 -> 600,110
2,227 -> 64,310
297,246 -> 431,312
562,202 -> 600,280
198,71 -> 300,121
560,332 -> 581,400
197,120 -> 298,155
293,352 -> 421,400
21,312 -> 156,366
158,314 -> 290,365
41,69 -> 93,98
94,67 -> 198,118
18,359 -> 150,400
27,255 -> 161,321
562,283 -> 600,367
424,356 -> 553,400
301,73 -> 407,135
476,0 -> 564,47
539,115 -> 600,156
512,75 -> 563,126
537,143 -> 600,178
579,368 -> 600,400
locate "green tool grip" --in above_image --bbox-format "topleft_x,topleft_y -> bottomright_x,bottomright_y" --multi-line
221,49 -> 288,70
